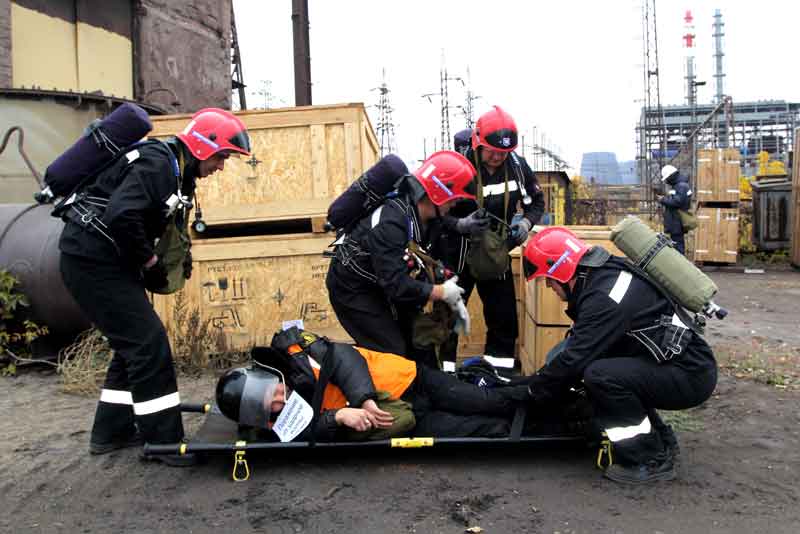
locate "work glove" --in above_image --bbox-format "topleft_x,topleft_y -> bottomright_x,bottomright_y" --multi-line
142,260 -> 169,292
439,276 -> 465,310
509,214 -> 532,247
183,249 -> 193,280
455,209 -> 491,236
453,298 -> 471,336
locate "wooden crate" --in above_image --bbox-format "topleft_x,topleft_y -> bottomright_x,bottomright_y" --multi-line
152,233 -> 338,350
520,315 -> 570,375
149,103 -> 379,228
792,129 -> 800,267
524,226 -> 625,326
457,248 -> 524,356
693,205 -> 739,263
696,148 -> 741,203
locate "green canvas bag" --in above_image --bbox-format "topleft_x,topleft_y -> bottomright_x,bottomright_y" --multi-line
342,391 -> 416,441
678,209 -> 698,232
466,158 -> 511,280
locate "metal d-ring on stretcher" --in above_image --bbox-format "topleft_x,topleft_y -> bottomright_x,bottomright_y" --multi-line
147,403 -> 588,482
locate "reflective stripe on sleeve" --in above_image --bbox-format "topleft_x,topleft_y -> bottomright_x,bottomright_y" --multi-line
606,416 -> 651,442
608,271 -> 632,304
100,389 -> 134,405
133,391 -> 181,416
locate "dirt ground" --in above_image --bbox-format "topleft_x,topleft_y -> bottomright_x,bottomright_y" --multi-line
1,269 -> 799,534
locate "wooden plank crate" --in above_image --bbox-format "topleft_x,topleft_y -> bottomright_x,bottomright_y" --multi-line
149,103 -> 379,230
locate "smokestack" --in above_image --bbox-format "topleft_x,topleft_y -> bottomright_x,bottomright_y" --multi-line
683,10 -> 696,106
292,0 -> 312,106
713,9 -> 725,103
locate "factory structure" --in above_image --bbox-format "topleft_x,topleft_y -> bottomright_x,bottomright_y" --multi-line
637,8 -> 799,185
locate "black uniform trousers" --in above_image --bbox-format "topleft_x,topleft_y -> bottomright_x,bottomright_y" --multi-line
60,252 -> 184,445
404,364 -> 526,437
581,343 -> 717,465
326,270 -> 438,369
669,232 -> 686,256
440,263 -> 519,364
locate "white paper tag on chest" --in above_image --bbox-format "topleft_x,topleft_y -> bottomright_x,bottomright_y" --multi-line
272,392 -> 313,442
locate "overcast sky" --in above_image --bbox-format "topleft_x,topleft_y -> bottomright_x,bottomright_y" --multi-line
233,0 -> 800,174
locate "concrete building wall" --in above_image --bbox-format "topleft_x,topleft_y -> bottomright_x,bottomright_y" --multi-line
0,0 -> 11,87
135,0 -> 232,112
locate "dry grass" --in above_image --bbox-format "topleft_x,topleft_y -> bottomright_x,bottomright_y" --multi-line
714,338 -> 800,391
57,290 -> 249,396
58,329 -> 113,395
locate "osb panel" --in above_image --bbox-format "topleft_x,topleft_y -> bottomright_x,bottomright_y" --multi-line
149,104 -> 379,225
325,123 -> 350,198
696,148 -> 740,203
154,236 -> 336,350
696,149 -> 716,202
694,206 -> 739,263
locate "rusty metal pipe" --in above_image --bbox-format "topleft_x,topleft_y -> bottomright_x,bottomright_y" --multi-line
0,126 -> 44,188
0,204 -> 90,337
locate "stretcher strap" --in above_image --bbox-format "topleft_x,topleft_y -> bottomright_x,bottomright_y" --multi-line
509,403 -> 527,442
309,342 -> 336,447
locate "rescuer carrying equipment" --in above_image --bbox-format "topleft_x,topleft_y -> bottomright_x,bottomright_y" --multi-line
610,216 -> 727,330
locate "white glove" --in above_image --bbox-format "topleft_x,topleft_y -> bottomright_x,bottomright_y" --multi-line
439,276 -> 465,309
453,298 -> 471,336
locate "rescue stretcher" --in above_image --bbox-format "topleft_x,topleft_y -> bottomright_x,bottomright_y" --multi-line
145,403 -> 589,481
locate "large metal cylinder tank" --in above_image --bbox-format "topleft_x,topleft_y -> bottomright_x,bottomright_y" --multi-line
0,203 -> 90,337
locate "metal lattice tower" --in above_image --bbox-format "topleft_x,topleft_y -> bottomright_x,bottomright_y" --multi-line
373,69 -> 397,156
462,67 -> 479,129
637,0 -> 667,217
230,3 -> 247,110
440,65 -> 451,150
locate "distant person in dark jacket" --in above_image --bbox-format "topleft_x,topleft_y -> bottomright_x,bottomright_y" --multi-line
659,165 -> 693,255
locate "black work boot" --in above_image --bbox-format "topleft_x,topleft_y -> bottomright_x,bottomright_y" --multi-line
649,410 -> 680,462
603,454 -> 676,485
89,429 -> 143,455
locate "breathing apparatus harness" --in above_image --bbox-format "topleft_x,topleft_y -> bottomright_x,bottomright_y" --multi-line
56,141 -> 193,266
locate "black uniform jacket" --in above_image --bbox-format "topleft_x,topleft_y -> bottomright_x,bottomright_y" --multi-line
439,150 -> 545,271
659,173 -> 692,235
59,139 -> 194,270
329,194 -> 437,308
527,257 -> 715,402
256,336 -> 399,442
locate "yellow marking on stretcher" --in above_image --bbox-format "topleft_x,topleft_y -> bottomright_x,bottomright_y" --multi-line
179,443 -> 188,455
232,441 -> 250,482
391,437 -> 434,448
202,403 -> 211,413
596,434 -> 614,470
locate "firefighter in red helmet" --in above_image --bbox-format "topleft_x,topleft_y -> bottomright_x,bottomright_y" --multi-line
437,106 -> 545,372
59,108 -> 250,466
326,151 -> 478,368
522,228 -> 718,484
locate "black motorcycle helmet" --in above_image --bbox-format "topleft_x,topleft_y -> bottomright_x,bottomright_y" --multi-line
216,366 -> 282,428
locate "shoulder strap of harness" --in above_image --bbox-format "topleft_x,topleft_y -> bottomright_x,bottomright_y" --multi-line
308,340 -> 336,447
610,257 -> 705,335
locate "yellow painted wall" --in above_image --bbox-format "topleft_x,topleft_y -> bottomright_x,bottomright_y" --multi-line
11,3 -> 78,91
10,3 -> 132,99
77,22 -> 133,99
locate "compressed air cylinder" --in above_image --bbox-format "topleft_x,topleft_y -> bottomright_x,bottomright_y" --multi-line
44,102 -> 152,197
326,154 -> 409,230
610,216 -> 717,313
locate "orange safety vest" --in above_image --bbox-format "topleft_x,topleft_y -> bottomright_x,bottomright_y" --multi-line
308,347 -> 417,410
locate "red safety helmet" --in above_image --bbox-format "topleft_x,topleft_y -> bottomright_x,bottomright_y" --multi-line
413,150 -> 477,206
523,227 -> 591,283
472,105 -> 518,152
177,108 -> 251,160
